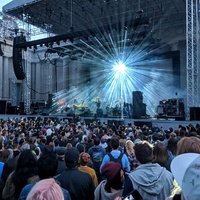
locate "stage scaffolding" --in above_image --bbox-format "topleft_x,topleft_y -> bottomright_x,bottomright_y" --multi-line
186,0 -> 200,119
2,0 -> 200,118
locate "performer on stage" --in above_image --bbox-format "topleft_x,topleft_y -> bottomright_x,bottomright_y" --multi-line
95,97 -> 101,109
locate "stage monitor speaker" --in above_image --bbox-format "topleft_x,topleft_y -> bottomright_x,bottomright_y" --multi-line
190,107 -> 200,120
13,36 -> 26,80
108,120 -> 124,126
0,100 -> 7,114
134,121 -> 152,128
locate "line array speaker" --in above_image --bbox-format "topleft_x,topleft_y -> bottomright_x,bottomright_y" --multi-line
13,36 -> 26,80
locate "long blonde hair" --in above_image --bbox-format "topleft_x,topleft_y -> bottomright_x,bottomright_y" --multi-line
125,140 -> 135,155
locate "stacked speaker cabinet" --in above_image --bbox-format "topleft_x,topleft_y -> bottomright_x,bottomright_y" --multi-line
132,91 -> 146,119
0,100 -> 7,114
190,107 -> 200,121
13,36 -> 26,80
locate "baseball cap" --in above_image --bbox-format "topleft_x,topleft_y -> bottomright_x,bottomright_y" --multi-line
171,153 -> 200,200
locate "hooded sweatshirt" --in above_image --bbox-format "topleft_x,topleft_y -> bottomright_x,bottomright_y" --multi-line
94,180 -> 123,200
127,163 -> 173,200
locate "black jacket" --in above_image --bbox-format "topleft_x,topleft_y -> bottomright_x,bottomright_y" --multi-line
56,168 -> 95,200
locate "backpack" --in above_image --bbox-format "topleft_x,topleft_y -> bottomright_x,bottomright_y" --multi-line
107,152 -> 123,166
91,146 -> 104,164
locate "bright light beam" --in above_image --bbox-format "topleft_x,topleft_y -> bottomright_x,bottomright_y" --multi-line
113,61 -> 126,73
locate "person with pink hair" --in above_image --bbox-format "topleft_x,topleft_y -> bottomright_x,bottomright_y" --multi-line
26,178 -> 64,200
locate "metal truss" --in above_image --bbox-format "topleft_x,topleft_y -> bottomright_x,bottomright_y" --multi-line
23,50 -> 31,114
186,0 -> 200,119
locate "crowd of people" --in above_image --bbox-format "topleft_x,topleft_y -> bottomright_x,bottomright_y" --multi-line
0,116 -> 199,200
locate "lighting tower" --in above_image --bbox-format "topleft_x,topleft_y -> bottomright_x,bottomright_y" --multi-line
186,0 -> 200,119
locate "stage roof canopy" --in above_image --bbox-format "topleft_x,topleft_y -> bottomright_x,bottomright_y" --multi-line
3,0 -> 186,36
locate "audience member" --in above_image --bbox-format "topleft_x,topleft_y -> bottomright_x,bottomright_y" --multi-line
153,141 -> 170,171
170,153 -> 200,200
124,140 -> 139,170
56,147 -> 95,200
2,150 -> 39,200
88,137 -> 106,181
121,141 -> 173,200
26,178 -> 64,200
176,136 -> 200,155
100,137 -> 130,173
78,152 -> 98,187
95,162 -> 124,200
56,147 -> 66,174
19,152 -> 71,200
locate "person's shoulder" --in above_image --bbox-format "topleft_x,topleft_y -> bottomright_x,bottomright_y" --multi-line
78,168 -> 91,176
95,180 -> 106,191
19,183 -> 34,200
55,169 -> 67,179
122,153 -> 128,159
61,187 -> 71,200
86,166 -> 97,174
78,169 -> 94,182
163,167 -> 173,177
22,183 -> 34,191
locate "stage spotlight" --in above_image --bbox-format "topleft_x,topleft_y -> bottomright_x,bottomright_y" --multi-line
113,61 -> 126,73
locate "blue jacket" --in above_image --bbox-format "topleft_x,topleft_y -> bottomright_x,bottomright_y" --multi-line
100,150 -> 130,173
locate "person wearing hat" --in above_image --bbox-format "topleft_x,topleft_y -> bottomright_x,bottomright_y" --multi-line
78,152 -> 98,187
56,147 -> 66,175
56,147 -> 95,200
168,153 -> 200,200
94,161 -> 124,200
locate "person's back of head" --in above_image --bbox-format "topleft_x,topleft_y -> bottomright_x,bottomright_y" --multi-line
38,152 -> 58,179
65,147 -> 80,168
94,137 -> 100,146
13,149 -> 38,199
101,161 -> 124,191
153,142 -> 168,166
125,140 -> 134,155
110,137 -> 119,150
134,141 -> 153,164
176,136 -> 200,155
26,178 -> 64,200
16,149 -> 37,171
0,149 -> 11,163
167,137 -> 179,155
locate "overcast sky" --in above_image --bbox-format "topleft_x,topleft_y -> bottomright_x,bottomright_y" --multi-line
0,0 -> 11,11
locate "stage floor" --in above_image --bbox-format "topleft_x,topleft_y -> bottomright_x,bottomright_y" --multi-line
0,114 -> 199,130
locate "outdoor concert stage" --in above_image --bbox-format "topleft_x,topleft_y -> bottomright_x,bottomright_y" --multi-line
0,114 -> 199,130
